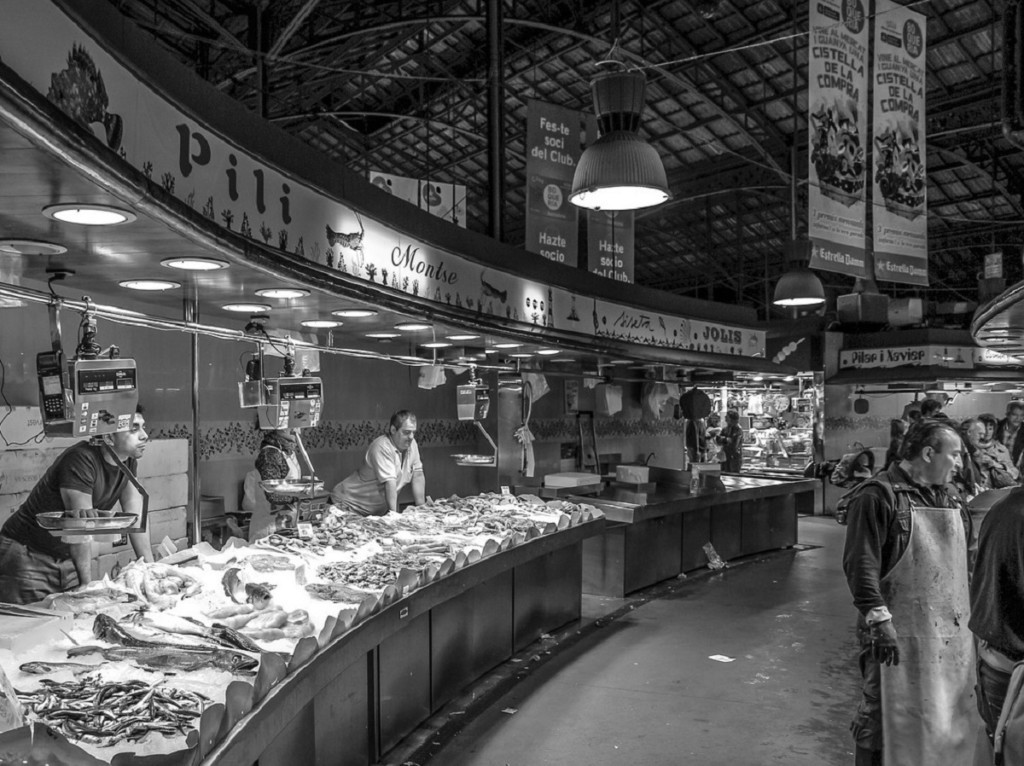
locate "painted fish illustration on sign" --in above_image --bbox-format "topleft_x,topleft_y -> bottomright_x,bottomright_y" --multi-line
480,272 -> 507,304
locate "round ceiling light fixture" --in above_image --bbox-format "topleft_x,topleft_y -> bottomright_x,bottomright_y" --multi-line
332,308 -> 378,318
119,279 -> 180,291
493,342 -> 521,349
302,319 -> 341,329
395,322 -> 432,331
366,331 -> 400,339
257,288 -> 310,299
161,257 -> 230,271
223,303 -> 272,313
0,239 -> 68,256
447,334 -> 481,341
43,204 -> 137,226
536,348 -> 561,356
422,341 -> 452,349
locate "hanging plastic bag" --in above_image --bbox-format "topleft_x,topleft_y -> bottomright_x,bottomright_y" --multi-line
595,384 -> 623,416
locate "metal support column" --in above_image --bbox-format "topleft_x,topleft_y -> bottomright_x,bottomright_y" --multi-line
487,0 -> 505,241
185,294 -> 201,546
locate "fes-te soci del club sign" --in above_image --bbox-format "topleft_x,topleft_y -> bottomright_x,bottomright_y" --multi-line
0,0 -> 765,358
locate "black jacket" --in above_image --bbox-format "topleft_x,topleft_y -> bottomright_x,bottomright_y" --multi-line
995,419 -> 1024,468
969,488 -> 1024,660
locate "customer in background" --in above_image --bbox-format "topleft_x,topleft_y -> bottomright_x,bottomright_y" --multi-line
969,486 -> 1024,752
996,401 -> 1024,472
883,419 -> 907,470
842,419 -> 973,765
919,397 -> 948,419
716,410 -> 744,473
974,414 -> 1019,487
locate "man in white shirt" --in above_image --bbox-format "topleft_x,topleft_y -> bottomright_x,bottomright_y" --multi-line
331,410 -> 426,515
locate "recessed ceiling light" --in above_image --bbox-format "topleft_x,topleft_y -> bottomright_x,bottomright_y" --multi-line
494,342 -> 521,349
447,334 -> 480,341
752,375 -> 764,381
366,331 -> 400,339
257,288 -> 310,299
161,257 -> 229,271
223,303 -> 272,313
422,341 -> 452,349
43,204 -> 136,226
302,319 -> 341,328
395,322 -> 432,331
119,279 -> 180,291
537,349 -> 560,355
509,353 -> 533,359
333,308 -> 378,318
0,239 -> 67,256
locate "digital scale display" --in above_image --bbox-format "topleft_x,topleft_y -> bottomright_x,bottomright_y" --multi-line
279,382 -> 322,401
77,367 -> 137,395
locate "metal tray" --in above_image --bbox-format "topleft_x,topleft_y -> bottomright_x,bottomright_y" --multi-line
452,454 -> 496,467
259,478 -> 325,495
36,511 -> 139,535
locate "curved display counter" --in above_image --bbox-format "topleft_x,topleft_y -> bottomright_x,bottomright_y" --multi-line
0,504 -> 604,766
578,474 -> 817,597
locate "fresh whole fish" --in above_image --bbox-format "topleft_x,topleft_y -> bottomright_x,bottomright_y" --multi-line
127,610 -> 261,653
222,567 -> 274,609
68,644 -> 258,674
42,587 -> 137,615
20,660 -> 100,675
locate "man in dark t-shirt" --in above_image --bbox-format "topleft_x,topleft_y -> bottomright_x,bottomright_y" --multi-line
0,411 -> 152,604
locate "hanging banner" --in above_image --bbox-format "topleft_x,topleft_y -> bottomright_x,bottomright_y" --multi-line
368,171 -> 467,228
807,0 -> 870,278
524,100 -> 582,266
872,0 -> 928,285
587,211 -> 635,283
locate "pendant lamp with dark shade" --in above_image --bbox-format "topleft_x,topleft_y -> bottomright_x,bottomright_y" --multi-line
773,240 -> 825,307
570,68 -> 671,211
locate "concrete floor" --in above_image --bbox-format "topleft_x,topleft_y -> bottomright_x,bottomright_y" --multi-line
386,516 -> 862,766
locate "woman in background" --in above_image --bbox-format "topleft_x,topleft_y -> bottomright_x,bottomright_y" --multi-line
241,426 -> 302,540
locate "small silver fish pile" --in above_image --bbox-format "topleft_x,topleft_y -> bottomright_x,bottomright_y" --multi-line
17,677 -> 208,747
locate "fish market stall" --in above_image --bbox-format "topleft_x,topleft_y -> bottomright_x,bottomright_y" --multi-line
0,493 -> 604,765
579,471 -> 815,597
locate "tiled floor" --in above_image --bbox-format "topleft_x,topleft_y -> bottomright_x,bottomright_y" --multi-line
385,516 -> 862,766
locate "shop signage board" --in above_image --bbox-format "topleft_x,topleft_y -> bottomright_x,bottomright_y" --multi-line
974,348 -> 1024,367
807,0 -> 869,278
0,1 -> 765,360
587,210 -> 634,283
839,346 -> 974,369
368,171 -> 466,228
524,100 -> 582,266
871,0 -> 928,286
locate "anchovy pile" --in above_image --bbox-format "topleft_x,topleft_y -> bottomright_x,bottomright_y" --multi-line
17,677 -> 208,747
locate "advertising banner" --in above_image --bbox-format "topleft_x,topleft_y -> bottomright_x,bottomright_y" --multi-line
587,211 -> 635,283
368,171 -> 466,228
807,0 -> 870,278
524,100 -> 582,266
872,0 -> 928,285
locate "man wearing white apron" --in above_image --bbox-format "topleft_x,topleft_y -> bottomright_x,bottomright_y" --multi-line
842,419 -> 975,765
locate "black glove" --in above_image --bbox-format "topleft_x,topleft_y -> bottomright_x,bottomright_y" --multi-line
869,620 -> 899,666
